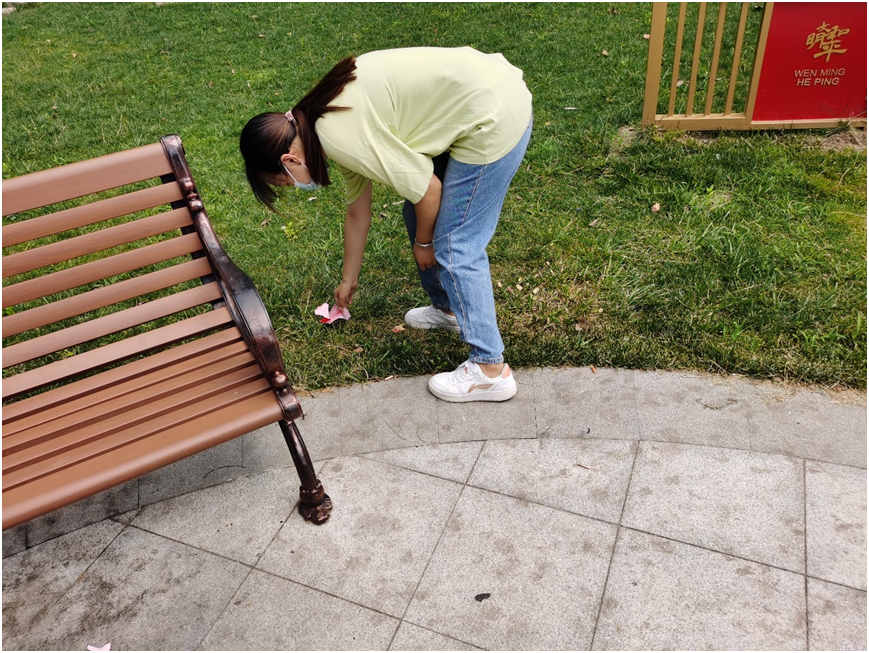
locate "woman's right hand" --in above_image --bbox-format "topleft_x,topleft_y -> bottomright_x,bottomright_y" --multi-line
335,278 -> 358,309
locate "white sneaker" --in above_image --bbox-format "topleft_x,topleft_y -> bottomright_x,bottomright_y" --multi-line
428,360 -> 517,403
404,306 -> 461,333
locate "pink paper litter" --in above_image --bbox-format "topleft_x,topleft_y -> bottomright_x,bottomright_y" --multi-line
86,645 -> 111,651
315,302 -> 350,324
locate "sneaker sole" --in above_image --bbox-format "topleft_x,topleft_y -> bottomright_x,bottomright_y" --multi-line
404,320 -> 461,333
428,382 -> 517,403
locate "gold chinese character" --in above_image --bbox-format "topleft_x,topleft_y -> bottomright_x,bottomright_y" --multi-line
806,22 -> 850,62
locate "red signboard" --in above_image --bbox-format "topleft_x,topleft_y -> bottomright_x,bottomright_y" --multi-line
753,2 -> 867,122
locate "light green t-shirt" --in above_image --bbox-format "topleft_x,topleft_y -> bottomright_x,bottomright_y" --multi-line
315,47 -> 533,205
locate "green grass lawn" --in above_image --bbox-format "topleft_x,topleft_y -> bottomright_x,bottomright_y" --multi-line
3,2 -> 866,390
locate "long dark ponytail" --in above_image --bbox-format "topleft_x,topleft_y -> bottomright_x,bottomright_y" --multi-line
240,57 -> 357,211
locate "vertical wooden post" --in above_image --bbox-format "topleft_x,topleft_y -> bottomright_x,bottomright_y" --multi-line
643,2 -> 669,126
744,2 -> 776,122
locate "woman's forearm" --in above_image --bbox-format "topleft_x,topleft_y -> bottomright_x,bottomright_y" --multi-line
342,182 -> 373,283
413,174 -> 442,243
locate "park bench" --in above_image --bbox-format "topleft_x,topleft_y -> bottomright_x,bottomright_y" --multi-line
2,135 -> 332,531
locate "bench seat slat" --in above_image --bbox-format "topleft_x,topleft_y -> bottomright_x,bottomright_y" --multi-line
3,379 -> 274,489
3,348 -> 256,441
3,327 -> 245,421
3,365 -> 268,475
3,283 -> 224,368
3,258 -> 214,337
2,308 -> 234,398
2,142 -> 173,217
2,183 -> 184,247
3,208 -> 193,278
1,391 -> 283,530
3,233 -> 204,309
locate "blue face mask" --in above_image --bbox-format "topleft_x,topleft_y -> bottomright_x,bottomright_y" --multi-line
282,161 -> 322,191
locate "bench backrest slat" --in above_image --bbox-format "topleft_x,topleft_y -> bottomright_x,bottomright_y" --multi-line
2,183 -> 184,247
3,234 -> 204,309
3,258 -> 213,337
2,143 -> 172,216
2,308 -> 233,399
3,208 -> 192,278
4,283 -> 224,368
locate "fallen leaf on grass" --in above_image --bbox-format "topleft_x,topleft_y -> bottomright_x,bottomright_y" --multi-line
353,346 -> 364,353
651,203 -> 661,212
391,324 -> 405,333
602,50 -> 610,56
588,218 -> 600,227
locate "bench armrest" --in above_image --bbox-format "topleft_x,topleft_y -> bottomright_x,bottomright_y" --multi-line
161,135 -> 302,421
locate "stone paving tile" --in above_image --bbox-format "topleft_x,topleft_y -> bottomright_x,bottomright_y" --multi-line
806,461 -> 867,590
257,456 -> 462,618
199,569 -> 398,651
622,442 -> 805,572
25,479 -> 138,547
139,438 -> 245,505
2,520 -> 124,650
362,441 -> 484,483
240,423 -> 294,475
389,622 -> 481,651
404,486 -> 617,651
290,388 -> 343,461
132,468 -> 298,566
807,578 -> 867,651
468,438 -> 636,523
7,527 -> 249,651
436,368 -> 537,443
533,367 -> 640,440
634,371 -> 752,449
745,383 -> 867,468
339,377 -> 439,454
2,523 -> 26,558
594,529 -> 806,650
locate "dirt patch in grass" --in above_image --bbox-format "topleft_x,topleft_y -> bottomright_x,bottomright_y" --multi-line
818,128 -> 866,152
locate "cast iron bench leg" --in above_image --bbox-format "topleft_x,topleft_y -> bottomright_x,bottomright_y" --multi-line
280,419 -> 332,524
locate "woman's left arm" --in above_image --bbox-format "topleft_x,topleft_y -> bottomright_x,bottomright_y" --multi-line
412,174 -> 442,271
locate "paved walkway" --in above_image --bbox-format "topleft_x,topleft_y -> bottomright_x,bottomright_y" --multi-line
3,367 -> 866,650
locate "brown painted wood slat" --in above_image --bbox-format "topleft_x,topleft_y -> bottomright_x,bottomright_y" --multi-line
2,327 -> 245,420
3,208 -> 193,278
2,142 -> 172,217
3,366 -> 268,476
2,308 -> 234,398
3,283 -> 224,368
3,258 -> 213,337
2,348 -> 255,441
1,391 -> 283,530
3,233 -> 204,309
2,183 -> 183,247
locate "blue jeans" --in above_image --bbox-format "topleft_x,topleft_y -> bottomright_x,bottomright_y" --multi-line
403,117 -> 533,365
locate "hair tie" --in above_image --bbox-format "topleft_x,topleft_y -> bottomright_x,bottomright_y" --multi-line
285,110 -> 297,126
